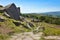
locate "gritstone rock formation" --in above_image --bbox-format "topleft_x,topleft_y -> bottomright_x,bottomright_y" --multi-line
0,3 -> 20,20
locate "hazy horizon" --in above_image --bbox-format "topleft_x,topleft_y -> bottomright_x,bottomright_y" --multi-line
0,0 -> 60,13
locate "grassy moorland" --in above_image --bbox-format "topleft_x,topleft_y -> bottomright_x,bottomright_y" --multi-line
40,22 -> 60,36
0,13 -> 60,40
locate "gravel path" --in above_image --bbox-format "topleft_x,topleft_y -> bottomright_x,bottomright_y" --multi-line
9,32 -> 43,40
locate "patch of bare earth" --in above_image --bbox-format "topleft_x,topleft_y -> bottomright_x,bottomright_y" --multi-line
0,24 -> 13,34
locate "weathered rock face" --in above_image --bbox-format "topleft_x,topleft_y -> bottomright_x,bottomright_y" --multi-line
0,3 -> 20,20
4,3 -> 20,20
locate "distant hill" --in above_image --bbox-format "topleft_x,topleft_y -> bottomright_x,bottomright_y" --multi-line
23,11 -> 60,16
40,11 -> 60,16
23,11 -> 60,18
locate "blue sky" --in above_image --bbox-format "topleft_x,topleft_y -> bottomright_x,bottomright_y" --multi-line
0,0 -> 60,13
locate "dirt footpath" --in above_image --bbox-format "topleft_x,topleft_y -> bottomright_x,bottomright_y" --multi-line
9,32 -> 43,40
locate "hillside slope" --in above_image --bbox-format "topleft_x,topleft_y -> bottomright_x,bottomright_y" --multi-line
0,13 -> 31,40
0,12 -> 60,40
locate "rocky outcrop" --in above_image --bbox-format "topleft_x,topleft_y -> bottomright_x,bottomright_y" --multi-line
0,3 -> 20,20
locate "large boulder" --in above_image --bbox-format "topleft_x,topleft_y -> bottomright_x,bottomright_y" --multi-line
13,22 -> 21,26
0,16 -> 5,22
0,7 -> 5,13
4,3 -> 20,20
31,19 -> 41,22
0,3 -> 21,20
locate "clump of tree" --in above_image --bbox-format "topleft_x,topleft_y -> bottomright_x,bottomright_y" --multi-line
0,5 -> 3,7
39,16 -> 60,25
37,16 -> 60,25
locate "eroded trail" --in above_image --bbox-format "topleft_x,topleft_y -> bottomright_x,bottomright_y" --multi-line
9,32 -> 43,40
